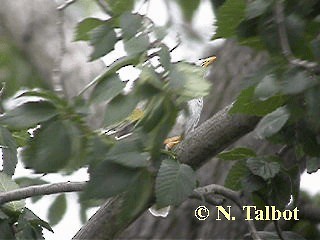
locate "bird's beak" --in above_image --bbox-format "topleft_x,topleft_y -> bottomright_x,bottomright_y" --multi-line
200,56 -> 217,67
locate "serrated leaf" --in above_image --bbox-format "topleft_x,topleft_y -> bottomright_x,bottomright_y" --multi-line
0,101 -> 57,130
0,172 -> 25,212
90,74 -> 125,104
103,93 -> 140,127
120,13 -> 143,39
0,126 -> 17,176
74,18 -> 105,41
155,159 -> 196,208
22,120 -> 72,173
255,106 -> 290,139
218,147 -> 256,161
225,160 -> 250,190
89,23 -> 117,61
124,34 -> 150,56
245,0 -> 271,20
254,74 -> 279,100
85,161 -> 141,199
306,157 -> 320,174
48,194 -> 67,226
229,86 -> 285,116
215,0 -> 246,39
246,157 -> 280,180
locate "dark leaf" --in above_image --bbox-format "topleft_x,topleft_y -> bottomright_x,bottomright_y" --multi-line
306,157 -> 320,173
85,161 -> 141,199
218,147 -> 256,161
270,174 -> 292,209
155,158 -> 197,208
215,0 -> 246,38
229,86 -> 285,116
0,126 -> 17,176
90,74 -> 125,104
22,120 -> 72,173
246,157 -> 281,180
103,93 -> 140,127
245,0 -> 271,19
0,101 -> 57,130
47,194 -> 67,226
89,23 -> 117,61
225,160 -> 250,190
74,18 -> 105,41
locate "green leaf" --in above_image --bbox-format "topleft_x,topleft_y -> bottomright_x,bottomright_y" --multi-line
21,208 -> 53,232
0,172 -> 25,212
158,44 -> 171,71
245,0 -> 271,20
255,106 -> 290,139
0,126 -> 17,176
224,160 -> 250,190
108,152 -> 149,168
89,23 -> 117,61
177,0 -> 201,21
241,174 -> 266,192
90,74 -> 125,104
119,169 -> 153,222
270,174 -> 292,209
48,194 -> 67,226
106,0 -> 134,15
0,220 -> 14,239
229,86 -> 285,116
120,13 -> 143,39
15,89 -> 67,107
281,70 -> 315,95
22,120 -> 72,173
85,161 -> 141,199
215,0 -> 246,39
218,147 -> 256,161
103,93 -> 139,127
0,101 -> 57,130
74,18 -> 105,41
246,157 -> 281,180
124,34 -> 150,56
254,74 -> 280,100
169,62 -> 211,101
155,159 -> 196,208
306,157 -> 320,174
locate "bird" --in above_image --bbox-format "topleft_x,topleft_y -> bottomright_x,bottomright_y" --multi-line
149,55 -> 216,217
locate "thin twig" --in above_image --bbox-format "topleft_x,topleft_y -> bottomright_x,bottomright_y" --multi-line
0,181 -> 86,205
274,1 -> 319,72
95,0 -> 113,16
194,184 -> 262,240
57,0 -> 78,11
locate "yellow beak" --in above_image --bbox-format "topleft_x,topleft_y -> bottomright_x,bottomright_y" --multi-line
200,56 -> 217,67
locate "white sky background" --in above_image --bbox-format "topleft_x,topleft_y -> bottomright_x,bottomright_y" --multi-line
3,0 -> 319,239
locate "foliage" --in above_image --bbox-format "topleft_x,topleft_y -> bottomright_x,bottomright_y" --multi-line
0,0 -> 319,239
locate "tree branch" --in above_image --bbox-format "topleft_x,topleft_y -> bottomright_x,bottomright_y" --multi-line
73,103 -> 260,239
0,182 -> 86,205
274,1 -> 320,73
194,184 -> 262,240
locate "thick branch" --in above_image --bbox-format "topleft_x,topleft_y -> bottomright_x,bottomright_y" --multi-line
73,103 -> 260,239
0,182 -> 86,205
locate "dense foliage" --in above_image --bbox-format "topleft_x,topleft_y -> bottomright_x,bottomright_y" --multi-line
0,0 -> 319,239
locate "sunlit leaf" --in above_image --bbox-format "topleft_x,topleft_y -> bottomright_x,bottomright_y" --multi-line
120,13 -> 143,39
255,106 -> 290,139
